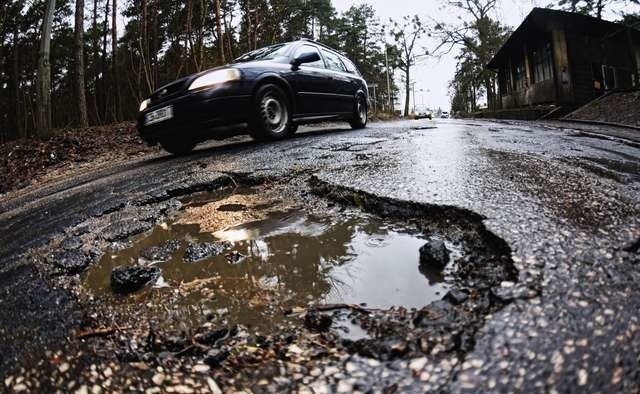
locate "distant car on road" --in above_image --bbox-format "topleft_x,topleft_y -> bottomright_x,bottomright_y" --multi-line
414,106 -> 432,120
137,39 -> 369,155
440,111 -> 450,119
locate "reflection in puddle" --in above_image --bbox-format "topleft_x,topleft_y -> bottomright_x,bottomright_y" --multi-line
84,208 -> 453,330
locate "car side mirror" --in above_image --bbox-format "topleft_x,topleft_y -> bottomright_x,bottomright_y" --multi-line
291,51 -> 321,69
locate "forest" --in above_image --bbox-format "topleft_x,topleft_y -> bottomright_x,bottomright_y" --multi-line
1,0 -> 638,142
1,0 -> 409,142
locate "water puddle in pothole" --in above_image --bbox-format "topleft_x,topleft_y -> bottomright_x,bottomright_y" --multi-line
84,195 -> 458,331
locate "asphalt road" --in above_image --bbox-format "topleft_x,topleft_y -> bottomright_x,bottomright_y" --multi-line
1,118 -> 639,392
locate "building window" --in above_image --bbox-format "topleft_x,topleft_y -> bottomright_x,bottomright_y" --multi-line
513,58 -> 527,91
532,42 -> 553,83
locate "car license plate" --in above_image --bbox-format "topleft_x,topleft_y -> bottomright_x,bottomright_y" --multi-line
145,105 -> 173,126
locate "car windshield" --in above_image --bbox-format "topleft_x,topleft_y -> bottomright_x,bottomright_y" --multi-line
234,44 -> 291,63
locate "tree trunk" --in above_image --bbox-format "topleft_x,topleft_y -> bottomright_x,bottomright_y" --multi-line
36,0 -> 56,137
141,0 -> 150,94
112,0 -> 121,120
404,67 -> 411,116
142,0 -> 148,63
224,9 -> 235,59
596,0 -> 604,19
102,0 -> 110,122
187,0 -> 195,71
92,0 -> 101,123
472,85 -> 477,112
75,0 -> 89,128
245,0 -> 252,50
253,6 -> 259,50
215,0 -> 225,63
13,29 -> 22,137
152,0 -> 158,88
484,76 -> 493,110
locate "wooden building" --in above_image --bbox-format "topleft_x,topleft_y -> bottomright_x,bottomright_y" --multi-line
486,8 -> 640,110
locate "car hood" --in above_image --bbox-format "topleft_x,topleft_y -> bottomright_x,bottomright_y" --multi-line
190,58 -> 286,77
149,59 -> 287,103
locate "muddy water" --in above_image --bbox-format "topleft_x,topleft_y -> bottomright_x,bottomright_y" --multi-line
85,206 -> 453,330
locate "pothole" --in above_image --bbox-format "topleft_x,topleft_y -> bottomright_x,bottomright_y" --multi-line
83,194 -> 459,332
66,178 -> 522,387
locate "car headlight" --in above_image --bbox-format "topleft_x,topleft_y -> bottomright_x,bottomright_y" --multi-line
139,99 -> 150,112
188,69 -> 241,91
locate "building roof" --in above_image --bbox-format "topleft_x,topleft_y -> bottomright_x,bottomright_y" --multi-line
486,8 -> 635,69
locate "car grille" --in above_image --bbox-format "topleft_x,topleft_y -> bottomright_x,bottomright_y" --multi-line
150,79 -> 188,104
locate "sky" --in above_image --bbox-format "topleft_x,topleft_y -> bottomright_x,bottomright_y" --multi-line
331,0 -> 546,111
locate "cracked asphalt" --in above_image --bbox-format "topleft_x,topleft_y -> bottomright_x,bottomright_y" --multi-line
1,118 -> 639,392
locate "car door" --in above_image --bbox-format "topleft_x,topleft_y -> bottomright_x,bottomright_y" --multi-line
320,49 -> 356,114
288,44 -> 332,116
340,55 -> 366,109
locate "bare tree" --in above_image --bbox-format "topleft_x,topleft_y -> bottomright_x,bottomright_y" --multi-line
75,0 -> 89,127
432,0 -> 509,110
389,15 -> 426,116
36,0 -> 56,136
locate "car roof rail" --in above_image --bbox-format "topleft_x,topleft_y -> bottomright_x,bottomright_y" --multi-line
298,38 -> 339,53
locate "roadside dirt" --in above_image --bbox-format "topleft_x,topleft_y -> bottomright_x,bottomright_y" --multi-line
0,122 -> 157,196
564,90 -> 640,128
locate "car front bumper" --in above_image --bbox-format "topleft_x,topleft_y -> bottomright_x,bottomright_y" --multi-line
137,87 -> 252,144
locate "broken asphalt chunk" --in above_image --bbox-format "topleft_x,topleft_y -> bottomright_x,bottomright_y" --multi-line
49,249 -> 93,274
184,242 -> 232,262
304,311 -> 333,332
103,219 -> 154,242
203,348 -> 230,368
443,289 -> 469,305
110,265 -> 161,294
140,240 -> 181,262
419,239 -> 450,270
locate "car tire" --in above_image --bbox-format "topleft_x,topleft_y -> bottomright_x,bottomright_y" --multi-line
349,95 -> 367,129
249,84 -> 293,141
160,138 -> 196,155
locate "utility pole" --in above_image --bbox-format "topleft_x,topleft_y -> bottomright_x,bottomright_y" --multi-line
385,45 -> 393,114
410,82 -> 416,114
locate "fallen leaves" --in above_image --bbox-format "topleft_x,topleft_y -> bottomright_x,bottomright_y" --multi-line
0,122 -> 156,194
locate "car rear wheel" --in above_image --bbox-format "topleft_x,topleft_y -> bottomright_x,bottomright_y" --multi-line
349,95 -> 367,129
249,84 -> 293,141
160,138 -> 196,155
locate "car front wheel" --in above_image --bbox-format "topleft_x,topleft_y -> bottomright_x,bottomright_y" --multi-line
249,84 -> 293,141
349,95 -> 367,129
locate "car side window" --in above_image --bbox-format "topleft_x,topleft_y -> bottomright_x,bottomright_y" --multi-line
293,45 -> 325,69
321,49 -> 347,73
341,57 -> 359,75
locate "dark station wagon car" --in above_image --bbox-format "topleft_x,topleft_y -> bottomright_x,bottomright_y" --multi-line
137,39 -> 369,155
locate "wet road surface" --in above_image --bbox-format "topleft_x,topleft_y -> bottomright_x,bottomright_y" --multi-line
1,118 -> 639,392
